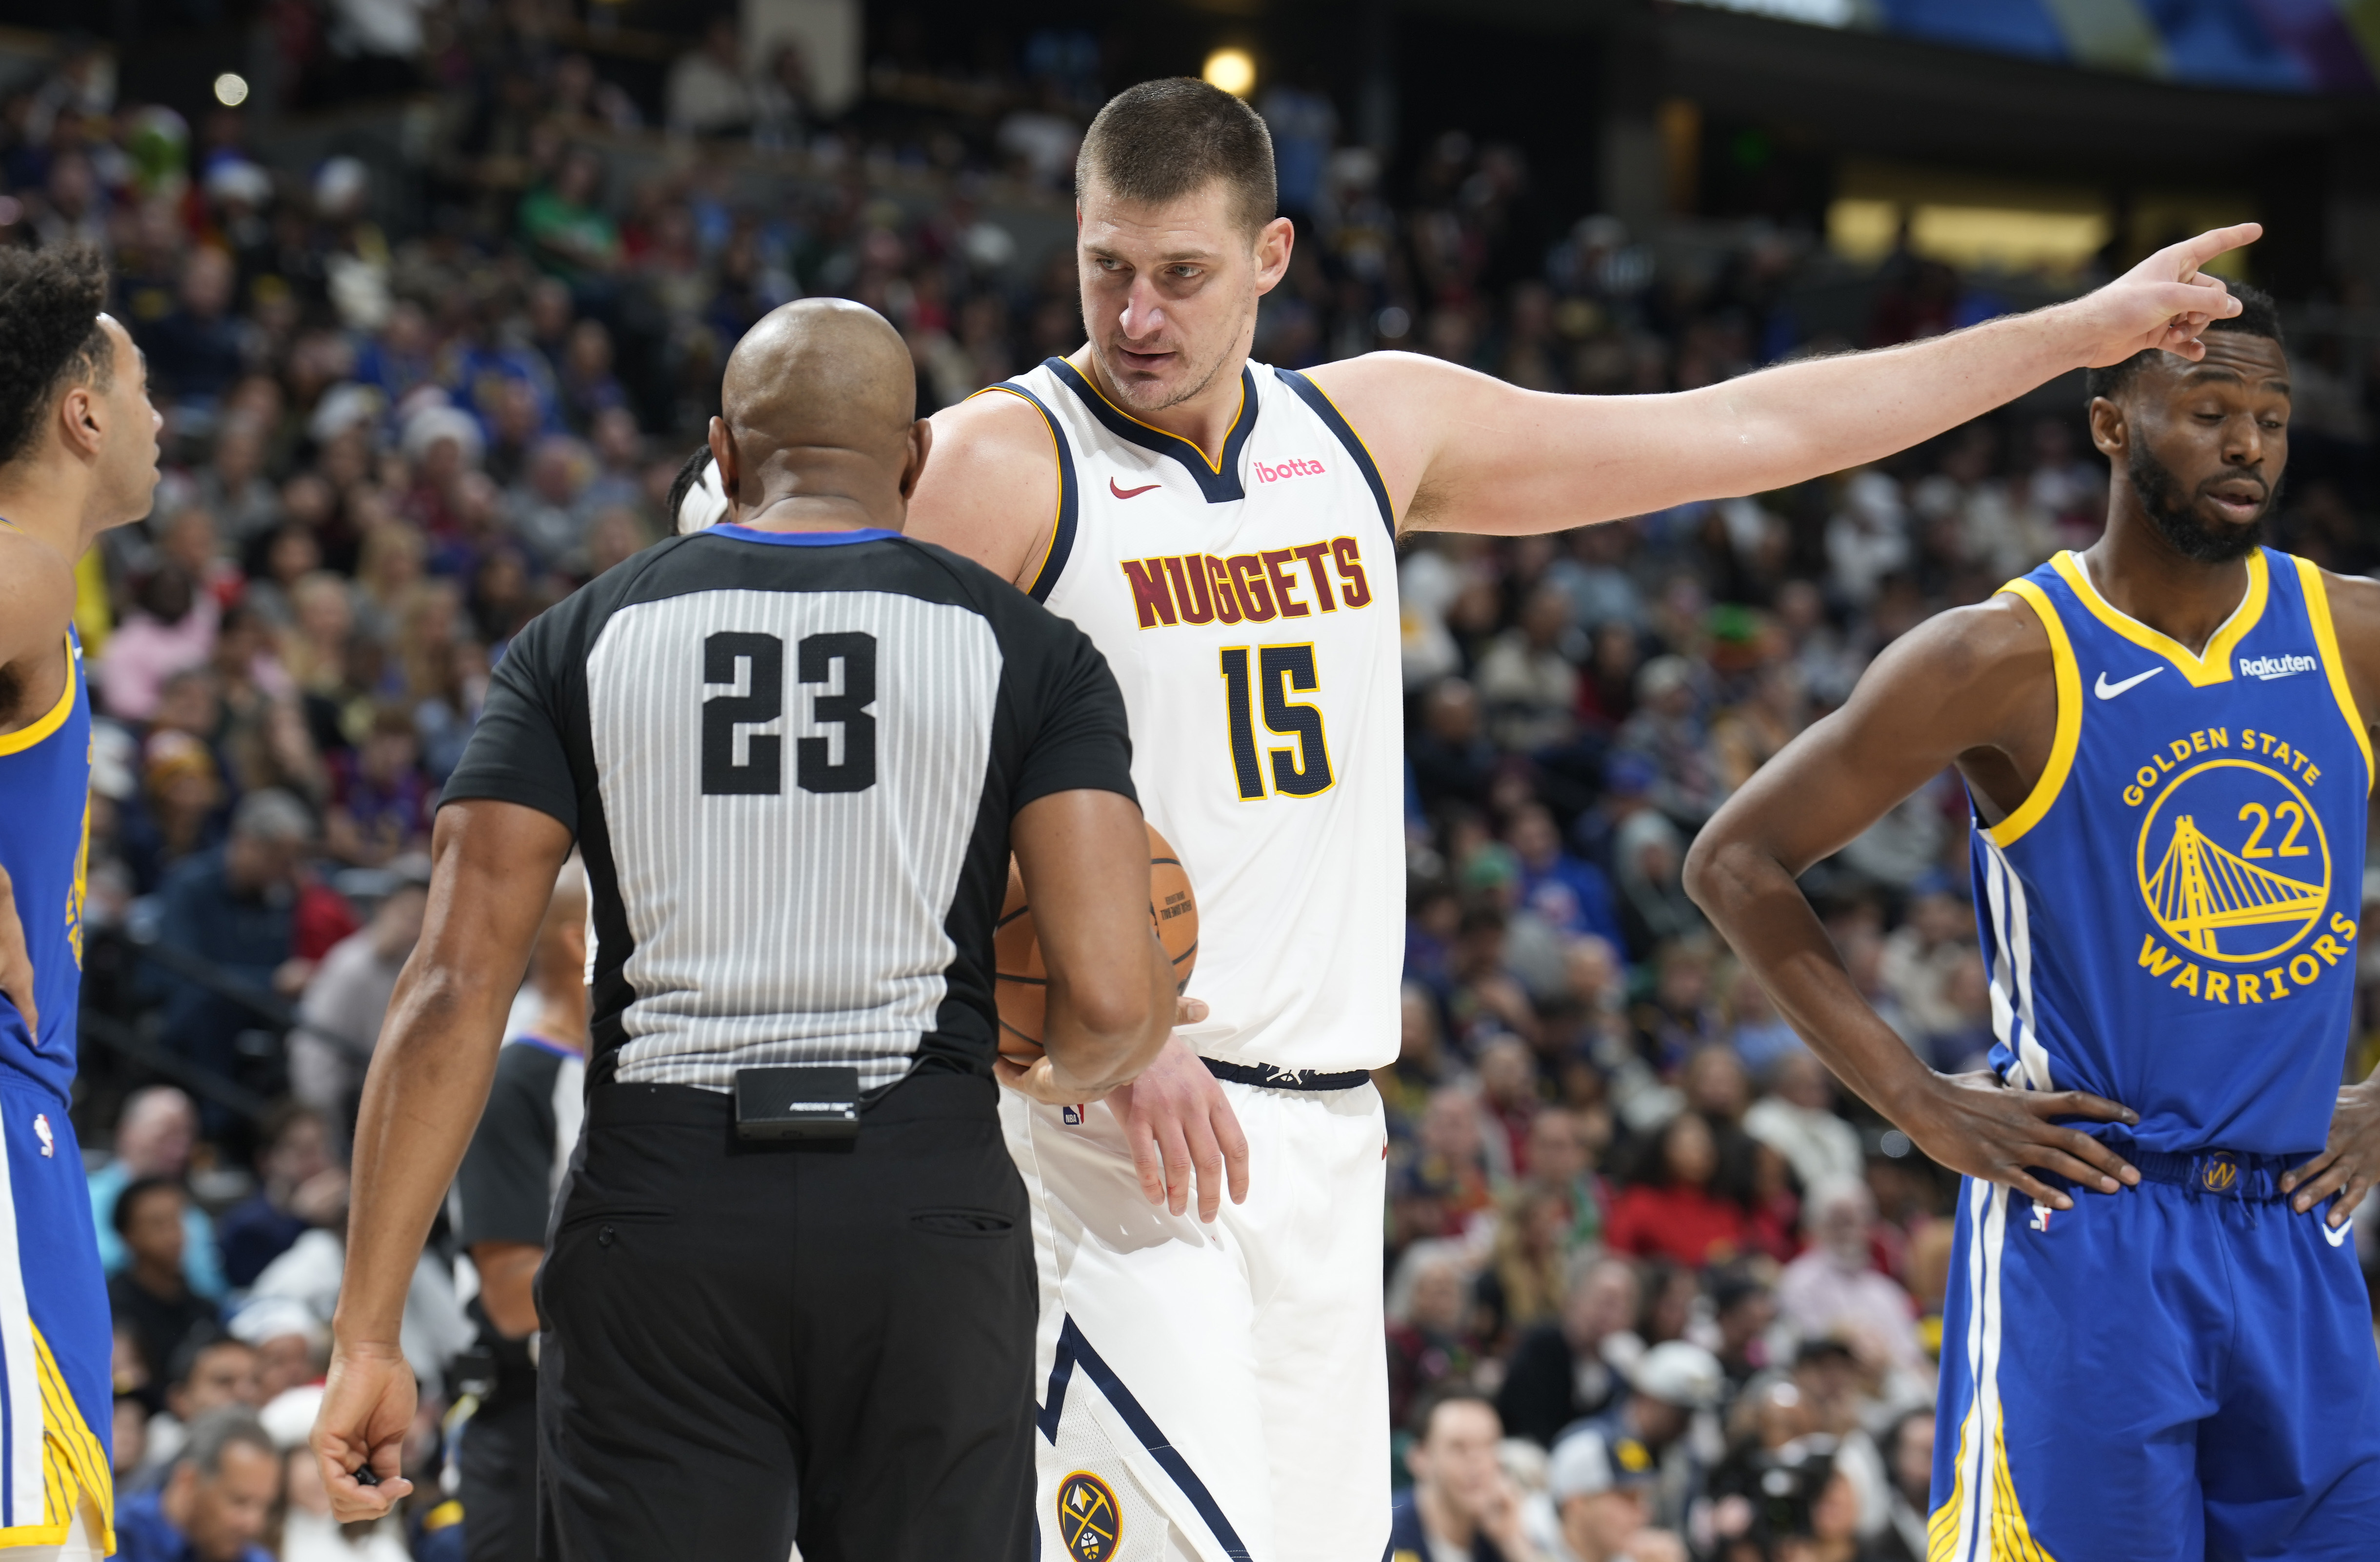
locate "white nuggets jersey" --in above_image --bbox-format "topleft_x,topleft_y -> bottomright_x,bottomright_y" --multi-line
984,358 -> 1404,1074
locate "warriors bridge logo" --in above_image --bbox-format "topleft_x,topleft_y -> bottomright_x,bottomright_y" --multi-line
2127,725 -> 2357,1005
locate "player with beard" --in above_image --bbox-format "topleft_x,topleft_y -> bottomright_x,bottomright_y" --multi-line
906,76 -> 2264,1562
1693,288 -> 2380,1556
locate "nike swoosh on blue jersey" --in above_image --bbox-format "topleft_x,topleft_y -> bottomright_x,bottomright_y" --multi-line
2094,667 -> 2163,700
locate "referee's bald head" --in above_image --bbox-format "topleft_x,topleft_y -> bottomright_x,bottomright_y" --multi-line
708,298 -> 929,532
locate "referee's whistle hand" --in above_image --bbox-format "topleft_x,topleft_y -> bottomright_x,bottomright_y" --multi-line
310,1342 -> 418,1522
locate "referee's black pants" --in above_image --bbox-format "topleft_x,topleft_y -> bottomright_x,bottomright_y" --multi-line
533,1070 -> 1035,1562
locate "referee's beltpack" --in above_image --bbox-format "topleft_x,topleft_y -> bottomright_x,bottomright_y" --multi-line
732,1066 -> 862,1141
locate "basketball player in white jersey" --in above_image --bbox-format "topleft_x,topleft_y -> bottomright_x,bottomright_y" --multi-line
904,78 -> 2255,1562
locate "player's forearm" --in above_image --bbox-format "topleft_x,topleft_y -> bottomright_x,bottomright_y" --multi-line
333,967 -> 511,1346
1041,936 -> 1174,1093
1669,304 -> 2081,499
1685,833 -> 1939,1122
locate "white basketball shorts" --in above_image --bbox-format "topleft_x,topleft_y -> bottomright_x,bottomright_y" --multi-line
1000,1077 -> 1390,1562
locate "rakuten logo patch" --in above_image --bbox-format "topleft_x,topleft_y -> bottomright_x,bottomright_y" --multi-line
1253,456 -> 1327,484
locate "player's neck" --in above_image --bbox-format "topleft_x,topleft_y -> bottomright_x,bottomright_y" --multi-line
2079,508 -> 2254,657
1070,345 -> 1249,463
0,454 -> 95,561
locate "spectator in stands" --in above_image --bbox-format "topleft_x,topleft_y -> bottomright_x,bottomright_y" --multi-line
95,565 -> 220,721
1498,1257 -> 1640,1448
1510,802 -> 1625,950
1538,1426 -> 1682,1562
115,1407 -> 280,1562
88,1086 -> 226,1299
1409,679 -> 1499,814
215,1102 -> 347,1288
135,1329 -> 261,1483
1389,1388 -> 1538,1562
141,246 -> 246,410
322,706 -> 434,866
1869,1408 -> 1935,1562
150,788 -> 317,1101
1707,1272 -> 1778,1391
108,1177 -> 221,1384
1578,1342 -> 1726,1535
1391,1084 -> 1496,1248
1745,1051 -> 1865,1195
1386,1241 -> 1485,1433
1776,1179 -> 1924,1374
664,18 -> 759,139
1605,1111 -> 1749,1268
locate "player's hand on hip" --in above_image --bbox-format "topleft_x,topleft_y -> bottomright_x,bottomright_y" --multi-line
0,865 -> 35,1036
1899,1070 -> 2141,1211
1110,1030 -> 1249,1222
2282,1077 -> 2380,1227
2067,223 -> 2260,368
310,1340 -> 418,1522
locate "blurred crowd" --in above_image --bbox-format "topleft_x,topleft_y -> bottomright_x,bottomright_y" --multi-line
7,8 -> 2380,1561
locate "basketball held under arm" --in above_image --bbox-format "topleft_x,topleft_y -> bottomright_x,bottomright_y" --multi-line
906,390 -> 1062,589
1008,788 -> 1175,1099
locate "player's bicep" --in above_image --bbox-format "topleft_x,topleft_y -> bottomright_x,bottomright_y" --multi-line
908,394 -> 1059,589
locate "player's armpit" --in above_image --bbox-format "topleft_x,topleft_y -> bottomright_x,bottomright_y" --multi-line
907,389 -> 1062,590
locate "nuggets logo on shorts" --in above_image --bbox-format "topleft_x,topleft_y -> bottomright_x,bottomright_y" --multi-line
1055,1471 -> 1120,1561
2134,749 -> 2330,965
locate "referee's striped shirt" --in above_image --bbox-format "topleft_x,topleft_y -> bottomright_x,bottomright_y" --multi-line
439,523 -> 1136,1093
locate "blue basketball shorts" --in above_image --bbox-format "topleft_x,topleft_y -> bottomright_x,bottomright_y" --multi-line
0,1068 -> 111,1551
1928,1162 -> 2380,1562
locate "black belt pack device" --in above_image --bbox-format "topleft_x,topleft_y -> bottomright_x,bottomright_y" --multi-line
734,1065 -> 862,1141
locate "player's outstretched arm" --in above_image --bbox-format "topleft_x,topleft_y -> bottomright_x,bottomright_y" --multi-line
312,798 -> 572,1521
1310,224 -> 2258,537
905,389 -> 1060,586
2280,569 -> 2380,1226
1684,596 -> 2144,1211
1008,788 -> 1178,1100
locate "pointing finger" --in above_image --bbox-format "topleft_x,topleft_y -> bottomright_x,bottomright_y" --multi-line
2173,222 -> 2262,272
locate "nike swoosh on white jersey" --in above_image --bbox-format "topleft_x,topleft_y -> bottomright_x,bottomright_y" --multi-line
2094,667 -> 2163,700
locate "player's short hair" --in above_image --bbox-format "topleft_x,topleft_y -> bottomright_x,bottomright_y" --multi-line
1410,1382 -> 1497,1444
1076,78 -> 1277,237
0,246 -> 113,467
2084,281 -> 2284,404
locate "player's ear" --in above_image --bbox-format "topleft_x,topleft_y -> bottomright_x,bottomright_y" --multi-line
707,417 -> 739,507
1253,215 -> 1295,296
897,417 -> 933,501
57,381 -> 103,461
2087,396 -> 2127,461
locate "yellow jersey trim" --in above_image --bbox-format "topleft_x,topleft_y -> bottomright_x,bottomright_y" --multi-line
971,384 -> 1065,593
1072,363 -> 1246,475
2049,548 -> 2266,687
0,637 -> 77,758
1984,580 -> 2081,850
0,1325 -> 116,1551
2292,554 -> 2374,796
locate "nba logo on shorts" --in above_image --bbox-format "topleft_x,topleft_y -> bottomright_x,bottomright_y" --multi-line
1062,1104 -> 1085,1127
31,1114 -> 51,1158
1055,1470 -> 1119,1561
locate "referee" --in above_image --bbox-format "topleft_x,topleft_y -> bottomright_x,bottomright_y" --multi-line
309,299 -> 1179,1561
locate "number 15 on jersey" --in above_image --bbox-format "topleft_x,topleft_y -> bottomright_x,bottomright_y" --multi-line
1220,644 -> 1332,800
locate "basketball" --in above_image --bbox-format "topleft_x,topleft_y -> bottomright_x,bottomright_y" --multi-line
995,822 -> 1197,1061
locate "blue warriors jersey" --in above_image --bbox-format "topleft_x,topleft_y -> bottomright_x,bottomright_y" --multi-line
0,627 -> 90,1104
1971,548 -> 2370,1158
0,620 -> 112,1548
